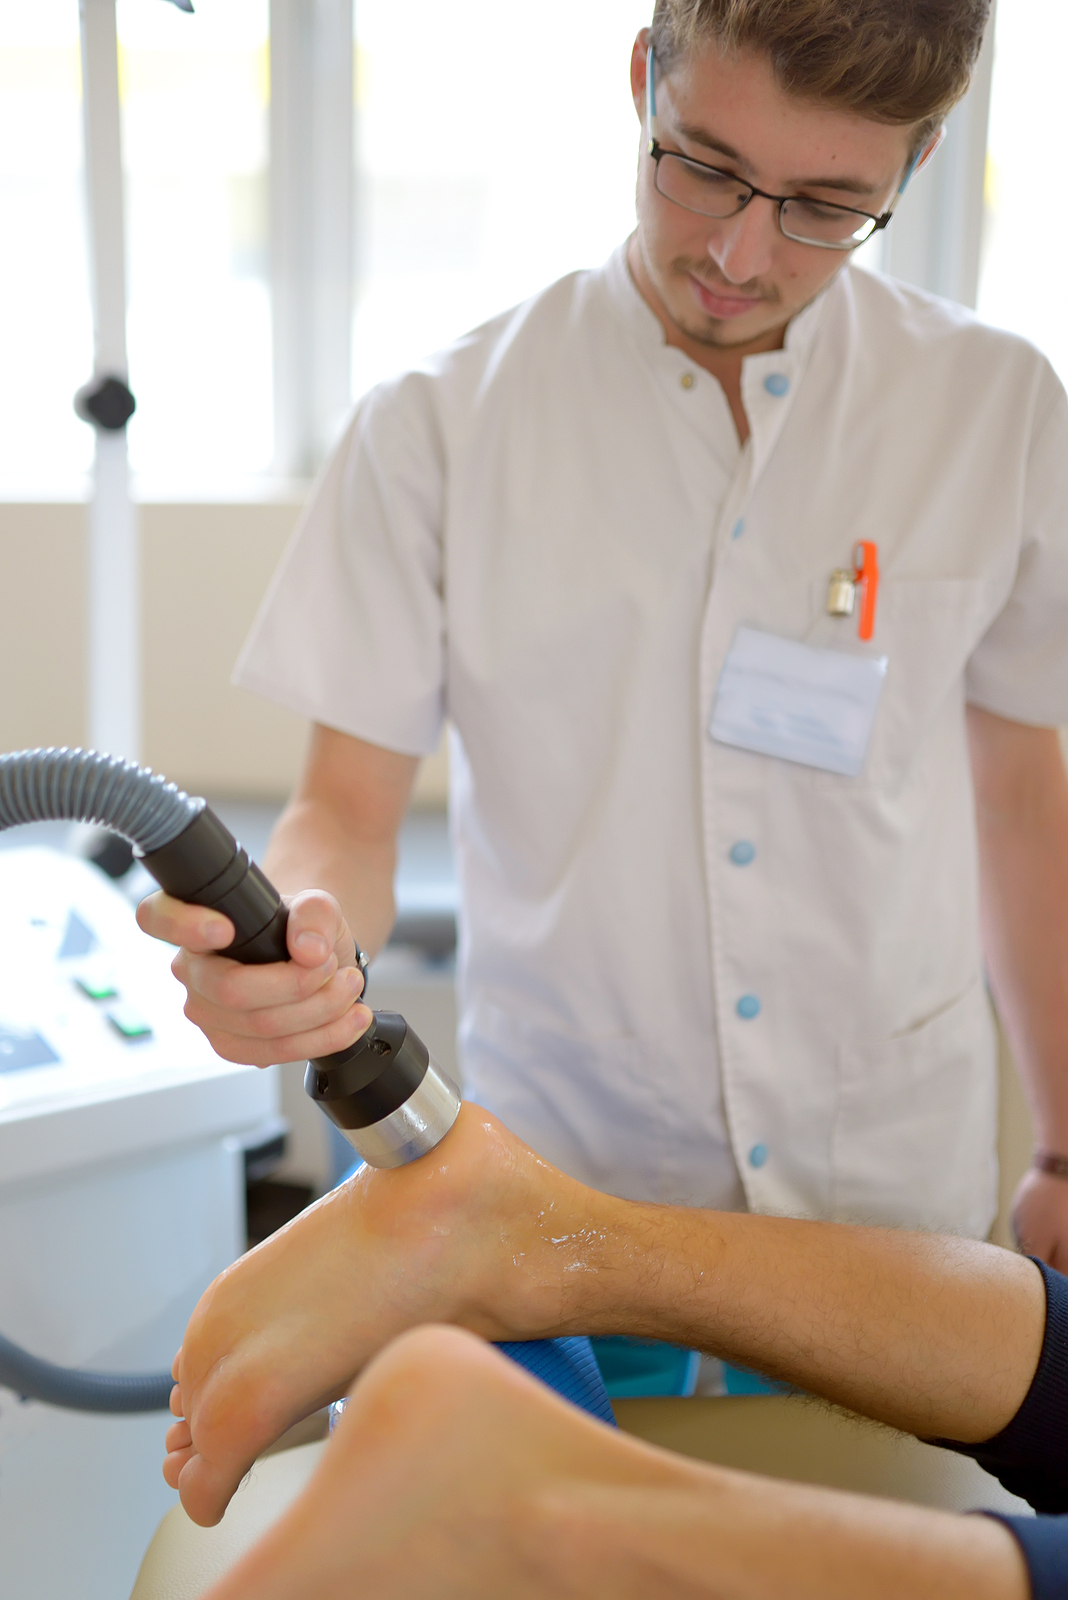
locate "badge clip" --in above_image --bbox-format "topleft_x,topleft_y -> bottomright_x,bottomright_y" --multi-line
826,570 -> 856,617
826,543 -> 879,641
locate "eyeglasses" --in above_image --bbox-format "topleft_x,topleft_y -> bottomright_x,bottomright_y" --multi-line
644,46 -> 907,252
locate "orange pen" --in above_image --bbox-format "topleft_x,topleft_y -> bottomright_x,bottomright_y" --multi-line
853,540 -> 879,642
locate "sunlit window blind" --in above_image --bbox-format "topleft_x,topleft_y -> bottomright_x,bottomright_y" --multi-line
352,1 -> 650,399
0,1 -> 271,496
117,0 -> 271,484
0,7 -> 94,493
978,2 -> 1068,383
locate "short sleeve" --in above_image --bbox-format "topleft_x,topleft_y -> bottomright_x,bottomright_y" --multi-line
233,373 -> 447,756
966,373 -> 1068,726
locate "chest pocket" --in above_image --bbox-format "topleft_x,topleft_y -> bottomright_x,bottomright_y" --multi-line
800,576 -> 988,791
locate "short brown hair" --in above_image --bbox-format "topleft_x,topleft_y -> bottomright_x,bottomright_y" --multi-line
650,0 -> 990,150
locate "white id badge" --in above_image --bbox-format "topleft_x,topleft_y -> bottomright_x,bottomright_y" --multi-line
709,626 -> 888,777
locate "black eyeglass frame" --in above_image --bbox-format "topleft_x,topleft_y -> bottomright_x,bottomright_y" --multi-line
644,45 -> 909,252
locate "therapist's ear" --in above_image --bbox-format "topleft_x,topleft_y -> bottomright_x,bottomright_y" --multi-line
910,125 -> 946,179
631,28 -> 651,119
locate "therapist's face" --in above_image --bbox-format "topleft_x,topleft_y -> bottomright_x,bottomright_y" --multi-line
629,31 -> 917,356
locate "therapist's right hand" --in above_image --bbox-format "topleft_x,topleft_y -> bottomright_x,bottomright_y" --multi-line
135,888 -> 371,1066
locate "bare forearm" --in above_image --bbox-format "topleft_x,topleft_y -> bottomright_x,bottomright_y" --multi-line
969,706 -> 1068,1144
530,1471 -> 1029,1600
262,725 -> 419,959
561,1196 -> 1044,1442
264,796 -> 397,957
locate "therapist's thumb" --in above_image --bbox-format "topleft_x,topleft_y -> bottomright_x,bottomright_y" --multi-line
284,890 -> 355,973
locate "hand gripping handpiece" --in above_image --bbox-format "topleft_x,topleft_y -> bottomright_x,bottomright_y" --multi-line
0,748 -> 461,1170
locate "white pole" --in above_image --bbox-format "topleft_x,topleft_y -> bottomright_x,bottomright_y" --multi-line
78,0 -> 140,762
270,0 -> 353,478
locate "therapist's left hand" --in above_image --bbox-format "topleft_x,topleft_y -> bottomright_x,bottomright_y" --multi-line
1011,1166 -> 1068,1273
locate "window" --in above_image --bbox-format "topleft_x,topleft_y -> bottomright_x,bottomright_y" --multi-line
2,2 -> 653,494
0,0 -> 270,496
0,6 -> 94,493
978,1 -> 1068,382
118,0 -> 271,483
352,1 -> 650,398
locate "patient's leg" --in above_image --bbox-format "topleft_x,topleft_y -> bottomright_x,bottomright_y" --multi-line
200,1326 -> 1029,1600
165,1095 -> 1046,1534
200,1324 -> 686,1600
164,1104 -> 604,1528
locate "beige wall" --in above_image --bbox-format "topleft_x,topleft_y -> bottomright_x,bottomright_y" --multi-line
0,500 -> 448,804
0,503 -> 88,754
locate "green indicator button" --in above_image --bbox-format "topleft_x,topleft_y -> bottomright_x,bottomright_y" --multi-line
106,1004 -> 153,1042
75,975 -> 119,1001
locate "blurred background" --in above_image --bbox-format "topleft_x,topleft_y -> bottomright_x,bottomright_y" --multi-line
0,0 -> 1052,1207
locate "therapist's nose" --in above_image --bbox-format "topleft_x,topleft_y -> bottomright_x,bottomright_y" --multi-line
706,197 -> 778,286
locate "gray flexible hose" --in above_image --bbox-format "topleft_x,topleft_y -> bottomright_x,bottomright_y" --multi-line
0,1332 -> 173,1414
0,745 -> 202,852
0,746 -> 203,1412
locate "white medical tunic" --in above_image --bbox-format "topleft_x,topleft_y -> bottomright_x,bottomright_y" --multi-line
236,243 -> 1068,1237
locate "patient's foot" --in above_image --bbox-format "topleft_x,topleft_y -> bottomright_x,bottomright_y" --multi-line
200,1325 -> 676,1600
164,1104 -> 604,1527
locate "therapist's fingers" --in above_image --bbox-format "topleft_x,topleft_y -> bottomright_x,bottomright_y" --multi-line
175,947 -> 343,1012
283,890 -> 362,977
1011,1168 -> 1068,1269
176,949 -> 367,1052
146,885 -> 367,1067
198,1002 -> 373,1069
139,889 -> 359,978
137,890 -> 234,953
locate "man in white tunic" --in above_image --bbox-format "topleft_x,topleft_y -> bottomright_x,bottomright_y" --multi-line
143,0 -> 1068,1259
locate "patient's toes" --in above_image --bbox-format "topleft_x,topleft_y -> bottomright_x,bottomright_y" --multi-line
163,1445 -> 194,1491
166,1418 -> 192,1453
178,1453 -> 247,1528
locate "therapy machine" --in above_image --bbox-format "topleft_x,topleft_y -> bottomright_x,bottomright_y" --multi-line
0,746 -> 621,1599
0,746 -> 461,1409
0,845 -> 276,1596
0,745 -> 462,1598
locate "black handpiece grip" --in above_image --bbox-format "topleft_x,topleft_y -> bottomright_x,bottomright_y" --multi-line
141,806 -> 290,965
140,802 -> 457,1160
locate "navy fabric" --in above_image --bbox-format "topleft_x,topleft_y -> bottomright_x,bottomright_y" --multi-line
983,1515 -> 1068,1600
937,1261 -> 1068,1515
497,1337 -> 617,1426
938,1261 -> 1068,1597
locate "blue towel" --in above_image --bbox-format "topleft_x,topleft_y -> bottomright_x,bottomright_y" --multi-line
497,1337 -> 617,1425
328,1336 -> 616,1434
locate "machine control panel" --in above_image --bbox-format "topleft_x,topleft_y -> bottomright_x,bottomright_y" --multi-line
0,846 -> 244,1137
